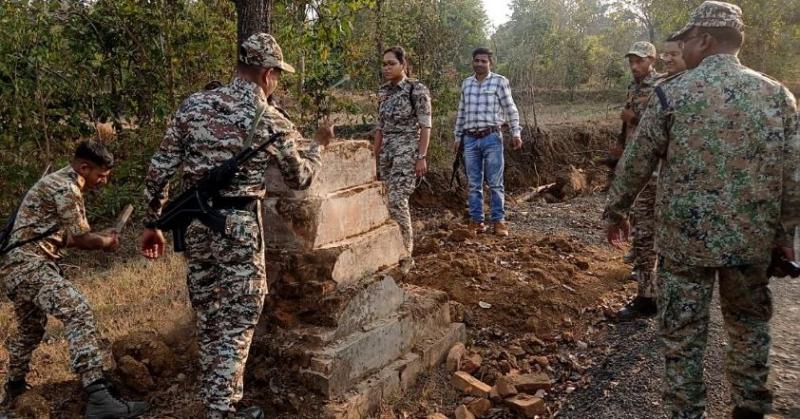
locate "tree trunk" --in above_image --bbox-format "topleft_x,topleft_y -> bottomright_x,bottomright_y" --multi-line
231,0 -> 273,45
375,0 -> 384,84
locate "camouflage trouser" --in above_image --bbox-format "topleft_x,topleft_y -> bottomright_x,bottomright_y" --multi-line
1,257 -> 104,387
184,208 -> 267,416
658,257 -> 773,419
632,178 -> 658,299
379,133 -> 417,255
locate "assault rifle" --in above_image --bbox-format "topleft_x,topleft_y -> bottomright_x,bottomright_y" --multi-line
153,130 -> 283,252
767,248 -> 800,278
449,136 -> 465,189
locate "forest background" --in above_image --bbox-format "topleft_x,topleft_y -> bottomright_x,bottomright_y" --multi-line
1,0 -> 798,218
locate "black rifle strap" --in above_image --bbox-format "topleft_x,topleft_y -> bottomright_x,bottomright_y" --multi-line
408,81 -> 416,116
654,86 -> 674,144
0,226 -> 59,256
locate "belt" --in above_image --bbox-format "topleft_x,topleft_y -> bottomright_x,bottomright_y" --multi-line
465,126 -> 499,139
213,196 -> 258,212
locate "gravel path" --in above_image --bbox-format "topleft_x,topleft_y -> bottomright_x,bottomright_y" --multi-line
560,278 -> 800,419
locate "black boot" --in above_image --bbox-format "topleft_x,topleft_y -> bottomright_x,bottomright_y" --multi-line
616,296 -> 658,321
731,407 -> 764,419
84,380 -> 148,419
235,406 -> 264,419
1,379 -> 28,407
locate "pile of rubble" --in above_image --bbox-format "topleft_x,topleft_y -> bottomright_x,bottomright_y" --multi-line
445,341 -> 551,418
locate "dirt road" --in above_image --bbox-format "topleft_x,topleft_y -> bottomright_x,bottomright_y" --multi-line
560,262 -> 800,419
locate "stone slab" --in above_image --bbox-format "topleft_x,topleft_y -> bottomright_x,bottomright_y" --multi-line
263,181 -> 390,250
416,323 -> 467,369
265,140 -> 376,198
323,322 -> 465,418
300,295 -> 455,397
267,224 -> 407,295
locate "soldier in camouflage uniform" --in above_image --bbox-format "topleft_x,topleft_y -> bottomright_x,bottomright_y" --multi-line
604,2 -> 800,418
140,33 -> 331,419
617,41 -> 665,320
0,141 -> 148,418
374,46 -> 432,272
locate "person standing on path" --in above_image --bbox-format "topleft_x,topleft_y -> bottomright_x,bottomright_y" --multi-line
617,41 -> 665,321
453,47 -> 523,237
604,2 -> 800,418
373,46 -> 432,273
140,33 -> 332,419
0,141 -> 148,418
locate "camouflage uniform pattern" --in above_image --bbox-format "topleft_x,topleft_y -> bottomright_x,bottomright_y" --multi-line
625,69 -> 663,298
631,178 -> 657,298
1,166 -> 104,387
144,70 -> 320,413
604,47 -> 799,418
624,70 -> 664,142
377,78 -> 432,254
659,257 -> 772,418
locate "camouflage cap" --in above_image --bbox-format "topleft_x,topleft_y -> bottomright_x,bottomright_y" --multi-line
625,41 -> 657,58
670,1 -> 744,41
239,33 -> 296,73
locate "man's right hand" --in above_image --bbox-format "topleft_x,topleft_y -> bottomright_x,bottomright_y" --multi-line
606,219 -> 631,248
621,108 -> 636,124
314,118 -> 335,147
141,228 -> 166,260
452,139 -> 461,153
102,230 -> 120,252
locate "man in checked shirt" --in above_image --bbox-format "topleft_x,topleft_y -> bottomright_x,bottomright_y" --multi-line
453,47 -> 523,236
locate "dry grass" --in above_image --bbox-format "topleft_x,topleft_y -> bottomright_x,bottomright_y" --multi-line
523,101 -> 618,125
0,251 -> 189,387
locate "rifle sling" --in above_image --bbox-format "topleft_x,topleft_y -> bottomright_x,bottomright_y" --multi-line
0,226 -> 59,256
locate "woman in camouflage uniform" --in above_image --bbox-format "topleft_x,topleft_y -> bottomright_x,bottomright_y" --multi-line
373,46 -> 432,271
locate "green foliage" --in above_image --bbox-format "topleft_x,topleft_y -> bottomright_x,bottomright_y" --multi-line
0,0 -> 797,217
493,0 -> 800,91
0,0 -> 235,214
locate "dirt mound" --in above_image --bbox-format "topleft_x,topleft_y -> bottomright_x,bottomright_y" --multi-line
505,120 -> 616,191
112,331 -> 179,392
406,222 -> 628,339
12,391 -> 51,419
412,120 -> 615,212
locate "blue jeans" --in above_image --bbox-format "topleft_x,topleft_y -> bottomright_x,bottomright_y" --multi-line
463,132 -> 505,223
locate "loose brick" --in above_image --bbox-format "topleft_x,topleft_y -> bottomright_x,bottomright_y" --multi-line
446,343 -> 467,372
460,352 -> 483,374
512,372 -> 552,393
504,394 -> 547,418
454,404 -> 476,419
494,375 -> 518,398
452,371 -> 492,398
466,397 -> 492,417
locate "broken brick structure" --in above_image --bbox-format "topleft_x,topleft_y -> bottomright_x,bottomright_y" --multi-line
262,139 -> 465,417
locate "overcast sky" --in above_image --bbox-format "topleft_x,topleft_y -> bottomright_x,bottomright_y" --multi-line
482,0 -> 512,30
